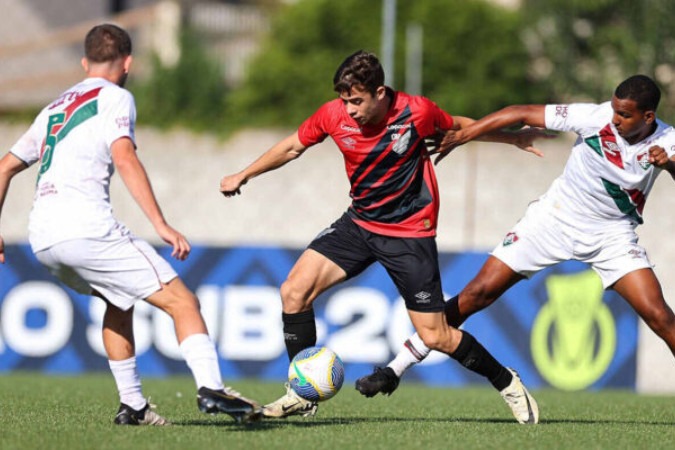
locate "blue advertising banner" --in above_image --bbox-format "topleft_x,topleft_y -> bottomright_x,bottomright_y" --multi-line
0,244 -> 637,390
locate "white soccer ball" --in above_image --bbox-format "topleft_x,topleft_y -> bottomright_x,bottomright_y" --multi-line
288,346 -> 345,402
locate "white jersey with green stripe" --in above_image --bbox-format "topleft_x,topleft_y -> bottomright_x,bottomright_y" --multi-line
542,101 -> 675,231
9,77 -> 136,251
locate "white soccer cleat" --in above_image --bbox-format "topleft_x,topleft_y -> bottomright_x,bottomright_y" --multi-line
500,368 -> 539,424
114,401 -> 171,426
262,383 -> 318,418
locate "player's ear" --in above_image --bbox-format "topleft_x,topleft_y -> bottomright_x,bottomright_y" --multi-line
644,110 -> 656,124
81,57 -> 89,73
123,55 -> 133,74
376,86 -> 387,100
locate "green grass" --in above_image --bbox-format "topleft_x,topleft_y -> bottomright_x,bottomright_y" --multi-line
1,372 -> 674,450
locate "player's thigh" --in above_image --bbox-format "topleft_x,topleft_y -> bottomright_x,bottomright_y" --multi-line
283,248 -> 348,307
373,235 -> 445,312
461,255 -> 525,307
612,268 -> 672,322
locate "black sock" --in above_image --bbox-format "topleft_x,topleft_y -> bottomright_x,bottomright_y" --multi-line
282,309 -> 317,360
450,331 -> 513,391
444,295 -> 466,328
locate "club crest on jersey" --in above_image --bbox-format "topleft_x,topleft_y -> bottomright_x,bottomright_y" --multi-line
503,231 -> 519,246
636,152 -> 651,170
391,129 -> 411,155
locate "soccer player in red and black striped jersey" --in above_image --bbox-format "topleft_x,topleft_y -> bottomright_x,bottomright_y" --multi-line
220,50 -> 541,423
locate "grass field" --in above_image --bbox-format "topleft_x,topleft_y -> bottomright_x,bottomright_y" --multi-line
1,372 -> 674,450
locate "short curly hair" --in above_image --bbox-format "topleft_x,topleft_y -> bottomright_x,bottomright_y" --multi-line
333,50 -> 385,96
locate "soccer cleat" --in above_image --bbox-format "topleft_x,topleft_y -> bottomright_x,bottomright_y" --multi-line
114,402 -> 170,426
197,386 -> 262,424
262,383 -> 318,418
500,368 -> 539,424
355,366 -> 400,398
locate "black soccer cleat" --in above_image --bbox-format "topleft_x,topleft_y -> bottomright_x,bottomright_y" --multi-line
114,402 -> 170,426
197,386 -> 262,424
355,367 -> 400,398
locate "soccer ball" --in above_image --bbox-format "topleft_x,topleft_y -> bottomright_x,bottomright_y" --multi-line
288,346 -> 345,402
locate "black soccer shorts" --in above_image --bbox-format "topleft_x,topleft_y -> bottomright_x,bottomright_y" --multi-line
308,213 -> 444,312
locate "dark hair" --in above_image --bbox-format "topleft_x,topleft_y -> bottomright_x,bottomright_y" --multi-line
614,75 -> 661,112
84,24 -> 132,63
333,50 -> 385,96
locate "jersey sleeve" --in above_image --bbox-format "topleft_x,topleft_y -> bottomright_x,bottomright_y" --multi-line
545,102 -> 612,136
297,102 -> 334,147
99,86 -> 136,149
9,116 -> 45,166
429,99 -> 454,132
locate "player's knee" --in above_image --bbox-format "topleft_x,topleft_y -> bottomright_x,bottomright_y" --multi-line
280,279 -> 312,313
643,305 -> 675,336
461,280 -> 494,309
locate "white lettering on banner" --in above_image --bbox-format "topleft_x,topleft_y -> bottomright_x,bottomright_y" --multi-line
1,281 -> 72,357
220,286 -> 284,360
325,288 -> 390,362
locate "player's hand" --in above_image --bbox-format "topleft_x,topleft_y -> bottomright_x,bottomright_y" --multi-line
511,127 -> 553,157
155,223 -> 191,261
220,173 -> 247,197
648,145 -> 670,167
432,129 -> 468,165
0,235 -> 5,264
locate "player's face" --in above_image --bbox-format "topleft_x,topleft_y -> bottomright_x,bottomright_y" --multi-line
339,85 -> 387,126
611,95 -> 655,144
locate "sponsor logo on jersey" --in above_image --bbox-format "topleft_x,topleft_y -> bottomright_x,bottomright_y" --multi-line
585,124 -> 624,169
341,124 -> 361,133
387,124 -> 411,130
341,137 -> 357,149
555,105 -> 568,118
503,231 -> 519,246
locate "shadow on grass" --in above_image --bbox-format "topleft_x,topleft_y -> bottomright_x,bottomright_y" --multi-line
174,415 -> 675,429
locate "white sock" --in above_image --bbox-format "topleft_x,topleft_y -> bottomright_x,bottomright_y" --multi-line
387,333 -> 431,378
108,357 -> 146,410
179,333 -> 224,391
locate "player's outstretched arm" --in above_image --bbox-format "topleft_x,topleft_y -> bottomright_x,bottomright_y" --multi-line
220,132 -> 308,197
434,105 -> 547,165
111,137 -> 190,261
0,152 -> 29,264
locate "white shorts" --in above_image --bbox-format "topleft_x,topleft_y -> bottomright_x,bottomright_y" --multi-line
491,200 -> 652,289
34,225 -> 177,311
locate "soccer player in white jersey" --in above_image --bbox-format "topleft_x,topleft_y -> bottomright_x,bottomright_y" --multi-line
355,74 -> 675,400
0,24 -> 260,425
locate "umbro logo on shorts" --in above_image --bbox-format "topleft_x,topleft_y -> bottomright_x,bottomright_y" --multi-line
414,291 -> 431,303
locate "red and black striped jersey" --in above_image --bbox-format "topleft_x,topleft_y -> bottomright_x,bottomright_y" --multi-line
298,89 -> 454,238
